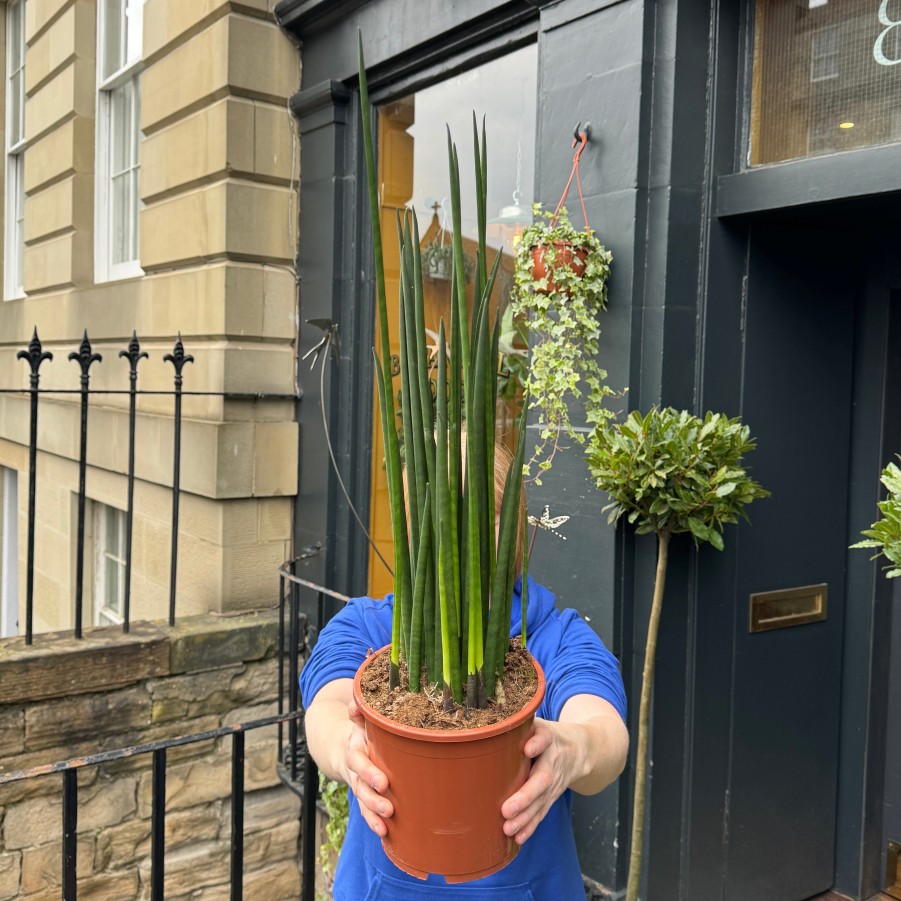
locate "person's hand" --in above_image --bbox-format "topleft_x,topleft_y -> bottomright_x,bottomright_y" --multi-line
343,695 -> 394,837
500,718 -> 578,845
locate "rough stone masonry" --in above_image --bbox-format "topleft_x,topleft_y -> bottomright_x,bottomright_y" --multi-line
0,611 -> 304,900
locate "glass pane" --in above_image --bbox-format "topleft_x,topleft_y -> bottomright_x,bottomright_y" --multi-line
751,1 -> 901,165
7,1 -> 22,73
110,83 -> 132,175
367,44 -> 538,599
15,158 -> 24,291
105,505 -> 120,550
9,71 -> 22,147
125,0 -> 142,64
103,0 -> 126,80
129,168 -> 140,260
111,172 -> 129,264
105,555 -> 120,612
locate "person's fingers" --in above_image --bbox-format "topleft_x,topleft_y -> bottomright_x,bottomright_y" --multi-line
348,696 -> 363,719
501,746 -> 553,819
357,797 -> 387,836
503,780 -> 550,837
347,747 -> 390,798
522,723 -> 552,759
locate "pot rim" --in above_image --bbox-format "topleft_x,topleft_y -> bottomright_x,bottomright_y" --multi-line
353,645 -> 546,744
529,240 -> 589,255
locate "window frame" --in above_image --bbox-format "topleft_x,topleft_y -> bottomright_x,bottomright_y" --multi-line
809,24 -> 840,83
94,0 -> 144,284
5,0 -> 26,301
1,467 -> 19,638
92,502 -> 126,627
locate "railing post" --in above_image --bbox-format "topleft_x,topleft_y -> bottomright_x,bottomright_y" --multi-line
163,335 -> 193,626
119,332 -> 147,633
288,579 -> 300,781
151,747 -> 166,901
16,328 -> 52,645
301,742 -> 318,901
231,731 -> 245,901
62,769 -> 78,899
277,570 -> 286,764
68,332 -> 102,639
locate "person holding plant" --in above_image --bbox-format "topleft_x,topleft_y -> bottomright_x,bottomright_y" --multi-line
300,444 -> 629,900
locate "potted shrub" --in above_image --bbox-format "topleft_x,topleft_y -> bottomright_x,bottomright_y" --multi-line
512,204 -> 614,481
353,39 -> 544,883
587,408 -> 769,901
852,455 -> 901,578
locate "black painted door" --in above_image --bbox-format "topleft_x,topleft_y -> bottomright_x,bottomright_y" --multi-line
717,222 -> 854,901
689,221 -> 901,901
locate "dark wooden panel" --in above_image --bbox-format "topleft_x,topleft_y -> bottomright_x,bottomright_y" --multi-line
723,222 -> 856,901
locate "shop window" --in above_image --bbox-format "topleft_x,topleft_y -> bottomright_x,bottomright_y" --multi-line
96,0 -> 143,282
750,0 -> 901,165
5,0 -> 26,300
367,44 -> 538,598
93,503 -> 126,626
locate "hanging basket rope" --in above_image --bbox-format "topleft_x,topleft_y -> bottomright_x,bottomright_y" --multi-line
549,125 -> 590,232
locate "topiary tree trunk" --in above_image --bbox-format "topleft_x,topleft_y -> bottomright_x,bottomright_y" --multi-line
587,408 -> 769,901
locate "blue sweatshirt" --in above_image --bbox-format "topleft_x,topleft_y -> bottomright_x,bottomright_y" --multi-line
299,576 -> 626,901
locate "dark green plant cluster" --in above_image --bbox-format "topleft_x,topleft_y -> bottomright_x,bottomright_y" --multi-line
587,408 -> 770,547
853,457 -> 901,578
360,38 -> 528,711
512,205 -> 614,482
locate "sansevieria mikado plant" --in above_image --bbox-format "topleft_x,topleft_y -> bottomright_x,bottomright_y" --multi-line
359,37 -> 530,712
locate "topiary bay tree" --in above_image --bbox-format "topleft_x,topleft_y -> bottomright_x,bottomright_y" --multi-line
586,407 -> 769,901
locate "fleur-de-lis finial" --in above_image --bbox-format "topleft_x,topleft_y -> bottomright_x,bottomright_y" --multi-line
68,330 -> 102,381
164,333 -> 194,382
17,326 -> 53,382
119,330 -> 149,380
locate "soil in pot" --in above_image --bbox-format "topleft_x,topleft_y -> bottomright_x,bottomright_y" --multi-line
353,643 -> 546,883
359,639 -> 538,730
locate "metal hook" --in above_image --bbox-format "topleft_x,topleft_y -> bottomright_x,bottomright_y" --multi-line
571,121 -> 590,164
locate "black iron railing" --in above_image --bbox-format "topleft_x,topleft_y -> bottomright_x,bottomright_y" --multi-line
0,710 -> 304,901
5,328 -> 296,643
277,555 -> 350,901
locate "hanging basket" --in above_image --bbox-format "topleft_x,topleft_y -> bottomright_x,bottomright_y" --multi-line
529,241 -> 588,295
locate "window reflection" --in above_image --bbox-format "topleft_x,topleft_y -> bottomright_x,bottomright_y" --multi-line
751,0 -> 901,165
368,45 -> 537,598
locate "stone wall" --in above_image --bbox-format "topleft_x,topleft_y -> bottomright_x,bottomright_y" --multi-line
0,611 -> 304,900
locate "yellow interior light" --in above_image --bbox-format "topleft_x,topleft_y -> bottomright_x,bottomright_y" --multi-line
839,121 -> 855,129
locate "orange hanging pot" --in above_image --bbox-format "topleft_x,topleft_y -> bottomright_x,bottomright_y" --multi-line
352,646 -> 546,883
529,241 -> 589,295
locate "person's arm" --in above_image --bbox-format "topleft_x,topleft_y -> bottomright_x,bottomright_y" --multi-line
304,678 -> 394,837
500,693 -> 629,845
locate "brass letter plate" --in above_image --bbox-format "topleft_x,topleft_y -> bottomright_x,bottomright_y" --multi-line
749,584 -> 828,633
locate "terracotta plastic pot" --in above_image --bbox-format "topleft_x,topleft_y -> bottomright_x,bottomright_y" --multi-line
529,241 -> 588,295
352,647 -> 546,883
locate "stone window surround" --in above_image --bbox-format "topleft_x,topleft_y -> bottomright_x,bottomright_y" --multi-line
95,0 -> 145,284
4,0 -> 26,301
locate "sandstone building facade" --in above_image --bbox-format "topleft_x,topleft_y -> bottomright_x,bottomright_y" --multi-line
0,0 -> 299,637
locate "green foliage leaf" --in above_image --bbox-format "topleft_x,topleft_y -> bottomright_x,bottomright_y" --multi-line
586,407 -> 769,550
852,456 -> 901,579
